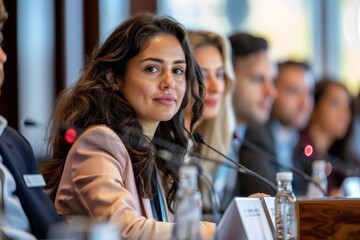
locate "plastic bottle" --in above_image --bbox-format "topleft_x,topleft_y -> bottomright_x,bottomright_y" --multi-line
275,172 -> 297,240
172,165 -> 202,240
307,160 -> 328,197
47,216 -> 121,239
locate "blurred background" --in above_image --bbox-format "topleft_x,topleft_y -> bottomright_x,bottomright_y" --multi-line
1,0 -> 360,159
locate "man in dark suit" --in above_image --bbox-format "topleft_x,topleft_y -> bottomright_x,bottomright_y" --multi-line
238,60 -> 314,196
0,1 -> 63,239
227,33 -> 278,198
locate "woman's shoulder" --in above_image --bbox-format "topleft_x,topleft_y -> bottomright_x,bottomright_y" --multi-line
73,124 -> 129,159
78,125 -> 122,142
81,124 -> 118,135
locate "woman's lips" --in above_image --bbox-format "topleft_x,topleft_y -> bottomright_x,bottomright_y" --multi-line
205,98 -> 219,107
153,96 -> 176,105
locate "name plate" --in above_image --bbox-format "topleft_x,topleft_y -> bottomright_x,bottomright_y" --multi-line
23,174 -> 46,188
217,197 -> 273,240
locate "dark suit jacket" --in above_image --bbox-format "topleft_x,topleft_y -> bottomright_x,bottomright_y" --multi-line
0,126 -> 63,239
236,123 -> 308,197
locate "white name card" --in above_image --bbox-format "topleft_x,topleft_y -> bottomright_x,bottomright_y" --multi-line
217,197 -> 274,240
23,174 -> 46,188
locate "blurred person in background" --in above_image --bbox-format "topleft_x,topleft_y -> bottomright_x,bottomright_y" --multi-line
228,33 -> 278,196
237,60 -> 315,196
229,33 -> 277,138
295,78 -> 355,196
0,1 -> 63,239
345,90 -> 360,170
184,30 -> 237,214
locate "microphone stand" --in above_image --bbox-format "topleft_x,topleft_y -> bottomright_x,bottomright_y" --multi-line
198,173 -> 221,224
236,134 -> 328,197
158,150 -> 221,224
193,133 -> 277,194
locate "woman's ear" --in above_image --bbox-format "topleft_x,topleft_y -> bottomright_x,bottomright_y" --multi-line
106,70 -> 121,91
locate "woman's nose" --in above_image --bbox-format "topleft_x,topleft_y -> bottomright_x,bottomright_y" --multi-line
160,71 -> 175,90
206,74 -> 220,93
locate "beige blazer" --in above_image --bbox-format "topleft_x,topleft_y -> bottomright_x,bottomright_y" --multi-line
55,125 -> 215,240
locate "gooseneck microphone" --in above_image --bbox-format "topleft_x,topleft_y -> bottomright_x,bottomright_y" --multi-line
193,132 -> 277,194
233,133 -> 328,197
159,149 -> 221,224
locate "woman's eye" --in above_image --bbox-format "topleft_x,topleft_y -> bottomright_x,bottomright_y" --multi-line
216,71 -> 225,80
173,67 -> 184,75
146,66 -> 159,73
251,75 -> 264,84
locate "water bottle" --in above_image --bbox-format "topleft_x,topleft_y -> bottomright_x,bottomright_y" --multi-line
307,160 -> 327,197
172,165 -> 202,240
47,216 -> 121,239
275,172 -> 297,240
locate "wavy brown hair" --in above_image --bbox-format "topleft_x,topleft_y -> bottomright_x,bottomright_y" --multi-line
40,12 -> 205,212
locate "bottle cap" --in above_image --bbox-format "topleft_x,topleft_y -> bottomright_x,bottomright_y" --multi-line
276,172 -> 293,181
179,165 -> 198,175
312,160 -> 326,169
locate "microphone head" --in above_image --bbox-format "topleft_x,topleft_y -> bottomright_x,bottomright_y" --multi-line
158,149 -> 174,163
193,132 -> 205,144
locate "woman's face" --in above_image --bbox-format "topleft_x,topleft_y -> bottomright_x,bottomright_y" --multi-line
194,44 -> 225,119
120,33 -> 187,132
314,84 -> 352,139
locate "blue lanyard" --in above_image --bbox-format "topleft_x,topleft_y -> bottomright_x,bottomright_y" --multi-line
150,169 -> 167,222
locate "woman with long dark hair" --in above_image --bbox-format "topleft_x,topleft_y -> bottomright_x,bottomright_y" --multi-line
40,13 -> 214,239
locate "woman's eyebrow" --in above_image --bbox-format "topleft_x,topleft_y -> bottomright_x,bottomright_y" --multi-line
141,57 -> 186,64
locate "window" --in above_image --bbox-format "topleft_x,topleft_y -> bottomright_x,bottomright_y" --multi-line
158,0 -> 313,62
340,0 -> 360,95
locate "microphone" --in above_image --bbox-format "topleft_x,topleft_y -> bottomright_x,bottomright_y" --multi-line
193,132 -> 277,194
159,149 -> 221,224
233,132 -> 328,196
158,149 -> 203,176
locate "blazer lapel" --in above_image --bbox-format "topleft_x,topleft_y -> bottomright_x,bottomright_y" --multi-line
141,196 -> 153,219
140,169 -> 174,222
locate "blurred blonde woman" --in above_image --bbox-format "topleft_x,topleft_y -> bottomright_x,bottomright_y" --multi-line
185,30 -> 236,214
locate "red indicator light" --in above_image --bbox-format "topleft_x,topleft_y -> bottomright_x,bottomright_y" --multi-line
64,128 -> 77,144
304,144 -> 313,157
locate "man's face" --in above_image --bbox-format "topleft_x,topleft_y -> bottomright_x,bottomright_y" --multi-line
0,31 -> 7,95
232,51 -> 277,125
272,66 -> 314,129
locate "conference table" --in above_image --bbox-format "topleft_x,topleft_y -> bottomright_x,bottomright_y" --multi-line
297,197 -> 360,239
